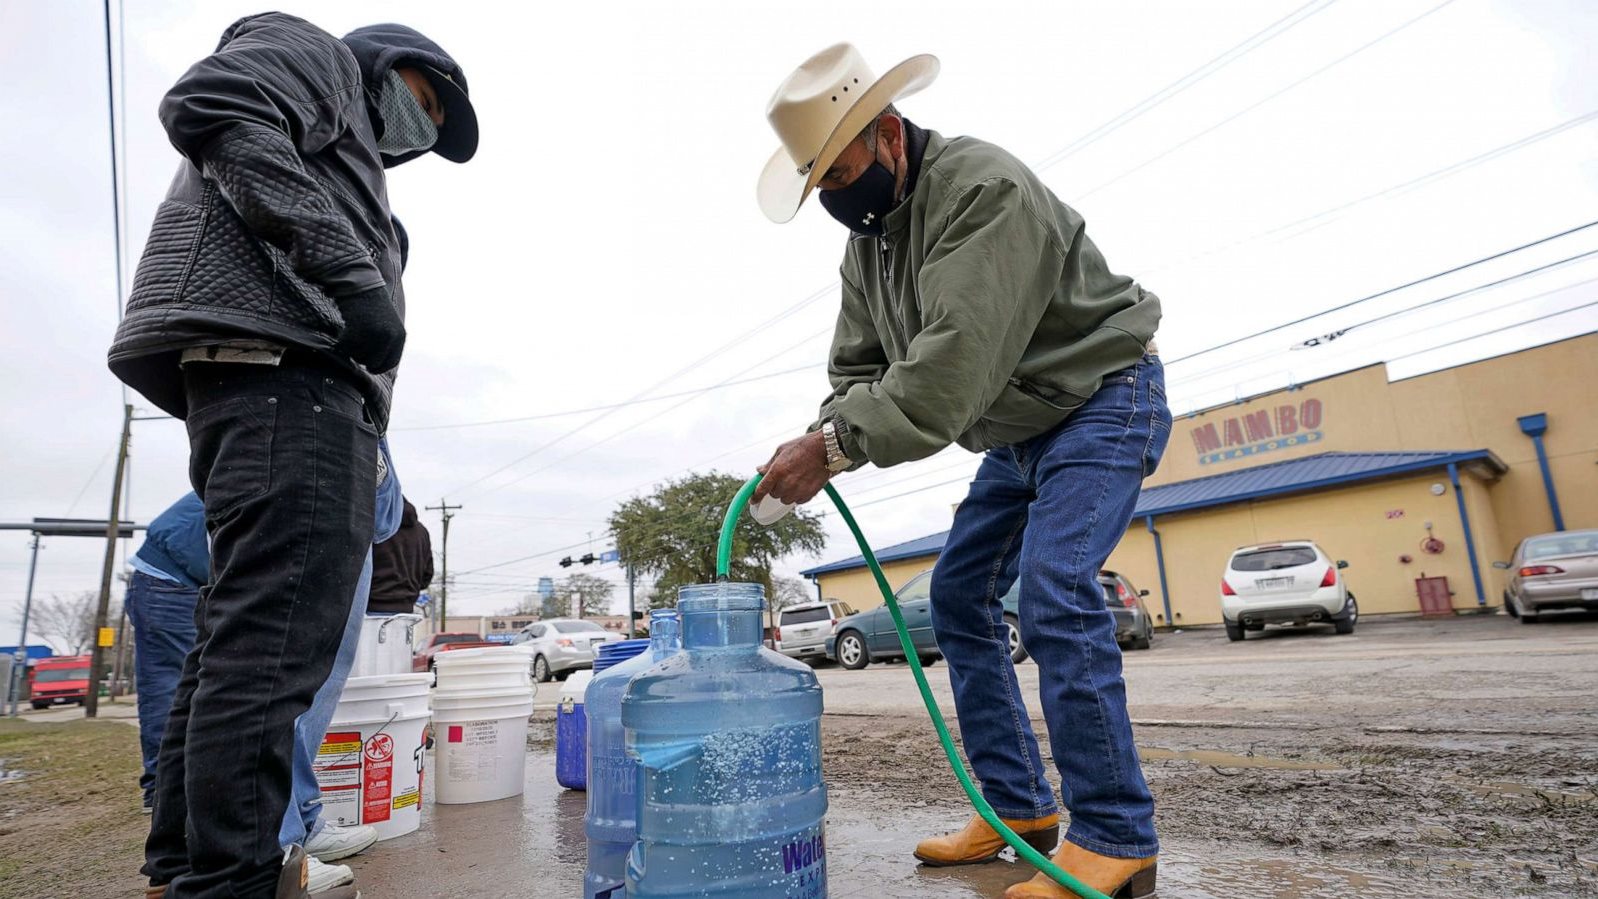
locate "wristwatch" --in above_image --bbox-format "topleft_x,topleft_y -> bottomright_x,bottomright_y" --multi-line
821,418 -> 854,473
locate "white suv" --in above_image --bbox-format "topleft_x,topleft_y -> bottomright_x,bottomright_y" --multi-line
775,600 -> 856,663
1220,541 -> 1357,642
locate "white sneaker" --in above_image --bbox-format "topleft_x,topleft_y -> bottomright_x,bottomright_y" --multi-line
305,857 -> 356,894
304,822 -> 378,862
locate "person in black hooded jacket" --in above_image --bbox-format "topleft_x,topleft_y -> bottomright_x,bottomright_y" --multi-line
114,13 -> 479,899
367,499 -> 434,616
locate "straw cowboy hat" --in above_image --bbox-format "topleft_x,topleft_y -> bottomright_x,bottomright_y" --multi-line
758,43 -> 939,223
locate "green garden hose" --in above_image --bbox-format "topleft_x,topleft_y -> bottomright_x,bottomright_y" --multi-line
716,474 -> 1110,899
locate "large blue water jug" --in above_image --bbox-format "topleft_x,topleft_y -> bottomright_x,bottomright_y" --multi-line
584,613 -> 681,899
623,583 -> 827,898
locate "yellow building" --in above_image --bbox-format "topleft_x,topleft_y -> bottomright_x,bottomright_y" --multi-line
805,335 -> 1597,625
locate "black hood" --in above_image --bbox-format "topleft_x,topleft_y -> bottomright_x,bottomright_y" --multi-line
342,23 -> 477,167
401,499 -> 419,527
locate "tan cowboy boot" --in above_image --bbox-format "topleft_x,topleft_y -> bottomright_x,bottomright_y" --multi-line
913,812 -> 1060,867
145,887 -> 167,899
1003,841 -> 1157,898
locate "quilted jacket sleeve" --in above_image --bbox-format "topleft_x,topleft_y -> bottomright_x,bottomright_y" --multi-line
159,13 -> 385,297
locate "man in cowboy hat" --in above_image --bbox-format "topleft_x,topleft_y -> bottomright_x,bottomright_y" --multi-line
107,12 -> 477,898
755,44 -> 1169,899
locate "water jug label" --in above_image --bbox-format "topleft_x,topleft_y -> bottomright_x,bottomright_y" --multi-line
781,831 -> 826,897
593,755 -> 635,796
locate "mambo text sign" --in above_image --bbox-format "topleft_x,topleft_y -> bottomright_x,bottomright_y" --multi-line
1190,399 -> 1324,465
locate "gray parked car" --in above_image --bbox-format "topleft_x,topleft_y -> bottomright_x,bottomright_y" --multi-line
1496,529 -> 1598,623
825,568 -> 1154,670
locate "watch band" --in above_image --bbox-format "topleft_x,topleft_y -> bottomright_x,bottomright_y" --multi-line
822,418 -> 854,472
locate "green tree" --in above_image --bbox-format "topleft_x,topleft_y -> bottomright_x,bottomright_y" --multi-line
610,472 -> 827,605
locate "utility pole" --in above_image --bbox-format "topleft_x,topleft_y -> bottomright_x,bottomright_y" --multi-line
86,403 -> 132,718
627,566 -> 637,639
426,500 -> 461,628
7,535 -> 43,717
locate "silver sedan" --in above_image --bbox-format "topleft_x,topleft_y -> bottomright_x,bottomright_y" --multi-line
1495,529 -> 1598,623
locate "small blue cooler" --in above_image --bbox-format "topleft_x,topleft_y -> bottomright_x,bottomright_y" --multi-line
556,640 -> 648,790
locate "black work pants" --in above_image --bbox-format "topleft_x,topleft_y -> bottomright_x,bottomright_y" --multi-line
145,360 -> 377,898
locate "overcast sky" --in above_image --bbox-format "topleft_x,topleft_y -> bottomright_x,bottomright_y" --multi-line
3,0 -> 1596,640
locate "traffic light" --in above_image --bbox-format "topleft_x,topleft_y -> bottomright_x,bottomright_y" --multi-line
559,556 -> 574,568
579,553 -> 597,566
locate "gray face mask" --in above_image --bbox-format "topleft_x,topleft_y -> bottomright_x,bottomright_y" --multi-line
376,69 -> 438,157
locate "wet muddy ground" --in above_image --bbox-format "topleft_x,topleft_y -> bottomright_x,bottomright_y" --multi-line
5,614 -> 1596,897
354,615 -> 1598,897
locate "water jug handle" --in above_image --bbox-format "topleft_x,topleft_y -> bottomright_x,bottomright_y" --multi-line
631,738 -> 703,772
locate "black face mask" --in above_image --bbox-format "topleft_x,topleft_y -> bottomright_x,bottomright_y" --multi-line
818,158 -> 898,237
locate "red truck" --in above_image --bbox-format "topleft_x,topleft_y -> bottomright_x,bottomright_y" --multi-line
412,632 -> 494,674
28,655 -> 93,709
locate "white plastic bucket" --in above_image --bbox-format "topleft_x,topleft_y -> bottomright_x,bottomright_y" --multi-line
431,686 -> 536,804
352,614 -> 422,678
433,646 -> 534,693
314,673 -> 432,841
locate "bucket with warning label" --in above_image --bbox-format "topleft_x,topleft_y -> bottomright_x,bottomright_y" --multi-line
430,685 -> 536,804
314,672 -> 432,841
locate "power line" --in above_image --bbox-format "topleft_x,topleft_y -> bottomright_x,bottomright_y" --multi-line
439,288 -> 836,497
1142,107 -> 1598,277
1386,300 -> 1598,364
462,328 -> 832,499
1079,0 -> 1460,203
392,364 -> 820,432
434,3 -> 1359,502
1164,218 -> 1598,366
1167,246 -> 1598,388
1306,274 -> 1598,373
450,537 -> 599,577
851,475 -> 976,510
1034,0 -> 1340,173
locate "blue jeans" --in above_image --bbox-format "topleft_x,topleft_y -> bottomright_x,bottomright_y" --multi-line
126,571 -> 200,803
929,356 -> 1170,859
278,439 -> 404,848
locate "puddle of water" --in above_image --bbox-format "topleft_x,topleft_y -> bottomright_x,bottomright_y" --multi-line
1159,848 -> 1470,899
1140,747 -> 1339,771
0,758 -> 25,784
1445,775 -> 1597,805
347,748 -> 1477,898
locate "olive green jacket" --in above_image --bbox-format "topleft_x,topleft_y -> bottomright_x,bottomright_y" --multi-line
818,130 -> 1161,467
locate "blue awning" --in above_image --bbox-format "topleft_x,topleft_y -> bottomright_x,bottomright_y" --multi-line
1133,450 -> 1505,518
801,529 -> 949,578
802,450 -> 1506,578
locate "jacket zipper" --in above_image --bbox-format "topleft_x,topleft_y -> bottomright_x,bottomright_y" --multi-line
878,236 -> 913,351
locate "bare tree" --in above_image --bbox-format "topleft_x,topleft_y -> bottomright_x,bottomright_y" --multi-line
31,592 -> 102,655
499,593 -> 542,617
552,573 -> 614,618
771,576 -> 814,612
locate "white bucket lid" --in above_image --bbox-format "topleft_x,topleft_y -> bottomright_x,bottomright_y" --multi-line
432,683 -> 534,702
339,672 -> 433,698
432,688 -> 536,715
433,646 -> 526,665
